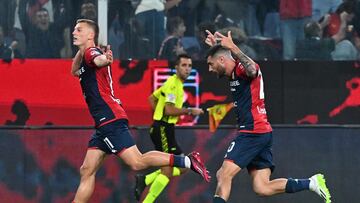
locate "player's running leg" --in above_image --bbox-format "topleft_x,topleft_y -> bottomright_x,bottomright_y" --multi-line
73,149 -> 106,203
119,145 -> 210,181
250,169 -> 331,203
213,160 -> 241,202
250,168 -> 287,196
142,167 -> 172,203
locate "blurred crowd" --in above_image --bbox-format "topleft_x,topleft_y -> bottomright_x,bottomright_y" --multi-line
1,0 -> 360,62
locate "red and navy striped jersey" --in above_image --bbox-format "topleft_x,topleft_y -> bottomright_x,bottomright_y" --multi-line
78,47 -> 128,127
229,61 -> 272,133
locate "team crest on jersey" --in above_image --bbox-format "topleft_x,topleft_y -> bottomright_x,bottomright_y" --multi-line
90,50 -> 99,56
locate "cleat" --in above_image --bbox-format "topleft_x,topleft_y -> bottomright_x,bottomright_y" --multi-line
310,174 -> 331,203
188,151 -> 211,182
134,174 -> 146,201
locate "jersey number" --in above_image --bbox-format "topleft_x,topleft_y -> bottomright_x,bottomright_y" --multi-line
227,142 -> 235,152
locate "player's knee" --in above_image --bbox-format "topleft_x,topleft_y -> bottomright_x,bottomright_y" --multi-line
129,162 -> 145,171
79,164 -> 93,177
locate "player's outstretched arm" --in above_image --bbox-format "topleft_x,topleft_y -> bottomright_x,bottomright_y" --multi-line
215,31 -> 257,78
71,50 -> 82,77
93,45 -> 113,67
164,103 -> 204,116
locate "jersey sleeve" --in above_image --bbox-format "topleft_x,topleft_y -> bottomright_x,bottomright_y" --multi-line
152,87 -> 162,99
235,61 -> 260,79
84,47 -> 103,68
162,81 -> 177,105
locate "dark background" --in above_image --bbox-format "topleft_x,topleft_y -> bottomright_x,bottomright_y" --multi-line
0,126 -> 359,202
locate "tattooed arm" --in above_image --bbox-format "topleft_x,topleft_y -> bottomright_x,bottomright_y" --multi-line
214,31 -> 257,78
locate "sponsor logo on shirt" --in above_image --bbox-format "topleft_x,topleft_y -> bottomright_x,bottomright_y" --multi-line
257,106 -> 267,114
78,67 -> 85,75
230,80 -> 240,87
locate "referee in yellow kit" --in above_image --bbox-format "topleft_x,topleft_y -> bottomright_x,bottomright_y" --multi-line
134,53 -> 204,202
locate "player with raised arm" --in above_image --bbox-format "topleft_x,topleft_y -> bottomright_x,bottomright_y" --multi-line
205,30 -> 331,203
70,19 -> 210,203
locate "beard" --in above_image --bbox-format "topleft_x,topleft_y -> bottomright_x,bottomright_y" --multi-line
216,64 -> 226,78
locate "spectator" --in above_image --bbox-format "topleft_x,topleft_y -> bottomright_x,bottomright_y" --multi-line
0,0 -> 27,57
322,1 -> 358,60
0,26 -> 22,63
80,1 -> 97,21
157,16 -> 186,61
166,0 -> 196,36
296,12 -> 357,60
194,21 -> 216,60
323,1 -> 356,38
135,0 -> 181,58
279,0 -> 312,60
312,0 -> 342,21
296,19 -> 335,60
19,2 -> 67,58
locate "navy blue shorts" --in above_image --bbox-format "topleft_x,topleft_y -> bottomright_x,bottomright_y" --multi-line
224,132 -> 275,172
88,119 -> 135,155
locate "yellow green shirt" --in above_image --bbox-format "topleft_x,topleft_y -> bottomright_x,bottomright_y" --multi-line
152,75 -> 184,124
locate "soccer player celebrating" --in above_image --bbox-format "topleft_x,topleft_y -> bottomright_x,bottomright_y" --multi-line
134,53 -> 205,202
70,19 -> 210,203
204,30 -> 331,203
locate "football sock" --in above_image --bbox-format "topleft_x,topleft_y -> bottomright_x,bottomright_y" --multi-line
145,167 -> 180,186
145,170 -> 161,186
170,154 -> 191,168
143,174 -> 170,203
285,178 -> 310,193
172,167 -> 181,176
213,196 -> 227,203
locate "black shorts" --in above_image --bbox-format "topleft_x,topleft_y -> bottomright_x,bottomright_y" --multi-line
88,119 -> 135,155
149,120 -> 182,155
224,132 -> 275,172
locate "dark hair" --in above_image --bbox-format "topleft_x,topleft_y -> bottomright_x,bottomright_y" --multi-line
336,1 -> 356,14
197,21 -> 216,34
206,44 -> 229,58
218,27 -> 247,44
304,21 -> 321,38
175,53 -> 191,66
76,18 -> 99,45
166,17 -> 184,34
